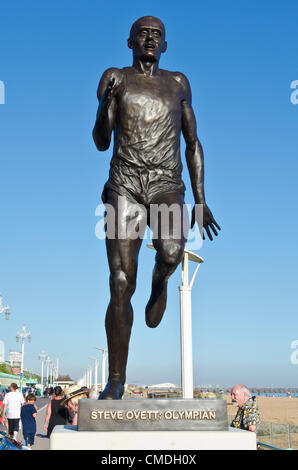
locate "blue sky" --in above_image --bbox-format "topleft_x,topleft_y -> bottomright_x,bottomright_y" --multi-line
0,0 -> 298,387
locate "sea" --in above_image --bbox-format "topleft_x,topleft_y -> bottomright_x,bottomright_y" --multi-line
253,392 -> 298,397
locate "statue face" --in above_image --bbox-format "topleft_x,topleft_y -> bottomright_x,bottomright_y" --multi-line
128,17 -> 167,62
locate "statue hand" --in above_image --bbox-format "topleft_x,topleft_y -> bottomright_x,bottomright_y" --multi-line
103,78 -> 121,105
191,203 -> 221,241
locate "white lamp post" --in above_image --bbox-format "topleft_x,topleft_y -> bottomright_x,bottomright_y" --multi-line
51,363 -> 56,385
49,362 -> 52,386
52,364 -> 55,384
179,249 -> 204,399
45,356 -> 51,386
56,358 -> 59,380
90,357 -> 99,393
95,347 -> 107,391
52,366 -> 57,384
0,294 -> 11,320
38,350 -> 47,393
89,365 -> 93,388
147,244 -> 204,399
16,325 -> 31,393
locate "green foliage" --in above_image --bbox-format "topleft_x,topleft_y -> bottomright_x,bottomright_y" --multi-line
0,363 -> 9,374
0,363 -> 40,381
24,372 -> 41,381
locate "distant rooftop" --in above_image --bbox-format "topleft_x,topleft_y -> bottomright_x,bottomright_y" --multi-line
148,383 -> 177,389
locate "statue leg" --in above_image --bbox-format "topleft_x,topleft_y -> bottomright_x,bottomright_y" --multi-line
146,192 -> 187,328
99,189 -> 145,399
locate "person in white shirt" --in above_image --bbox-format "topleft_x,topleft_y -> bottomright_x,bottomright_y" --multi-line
3,382 -> 25,438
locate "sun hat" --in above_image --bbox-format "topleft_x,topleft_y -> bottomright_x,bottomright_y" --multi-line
62,384 -> 89,404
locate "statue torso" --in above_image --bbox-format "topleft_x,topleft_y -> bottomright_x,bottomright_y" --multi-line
112,67 -> 184,173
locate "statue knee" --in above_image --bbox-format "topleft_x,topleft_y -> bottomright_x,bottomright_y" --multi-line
159,241 -> 184,267
110,270 -> 136,298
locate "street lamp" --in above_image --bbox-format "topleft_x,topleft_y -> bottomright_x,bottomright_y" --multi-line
52,365 -> 58,383
94,347 -> 107,392
147,244 -> 204,399
0,294 -> 11,320
38,350 -> 47,393
45,356 -> 51,386
16,325 -> 31,393
49,361 -> 54,386
90,357 -> 99,393
89,365 -> 93,389
55,358 -> 59,380
49,362 -> 52,385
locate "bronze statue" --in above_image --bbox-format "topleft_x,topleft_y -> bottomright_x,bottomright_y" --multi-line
93,16 -> 220,399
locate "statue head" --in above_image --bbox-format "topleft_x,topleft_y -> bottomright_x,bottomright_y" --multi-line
127,16 -> 167,63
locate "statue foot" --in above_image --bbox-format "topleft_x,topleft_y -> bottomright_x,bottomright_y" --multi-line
145,282 -> 168,328
98,380 -> 124,400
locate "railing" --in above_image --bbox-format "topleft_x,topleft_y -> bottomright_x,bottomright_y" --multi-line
228,415 -> 297,450
0,371 -> 21,387
257,441 -> 293,450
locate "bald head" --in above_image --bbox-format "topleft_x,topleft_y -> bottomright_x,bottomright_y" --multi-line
127,16 -> 167,65
129,16 -> 166,41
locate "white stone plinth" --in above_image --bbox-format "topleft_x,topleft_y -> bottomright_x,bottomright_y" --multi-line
50,425 -> 256,450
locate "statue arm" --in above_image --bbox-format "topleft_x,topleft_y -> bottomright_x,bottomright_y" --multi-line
182,99 -> 206,205
92,68 -> 122,151
178,73 -> 221,240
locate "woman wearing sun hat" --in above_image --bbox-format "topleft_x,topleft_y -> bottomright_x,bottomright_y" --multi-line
62,385 -> 89,426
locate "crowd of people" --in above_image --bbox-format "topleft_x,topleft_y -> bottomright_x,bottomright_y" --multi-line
0,382 -> 98,448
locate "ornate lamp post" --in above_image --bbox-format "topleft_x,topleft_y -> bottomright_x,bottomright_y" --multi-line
147,244 -> 204,399
16,325 -> 31,393
45,356 -> 51,387
0,294 -> 11,320
38,350 -> 47,394
94,348 -> 107,392
90,357 -> 99,393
